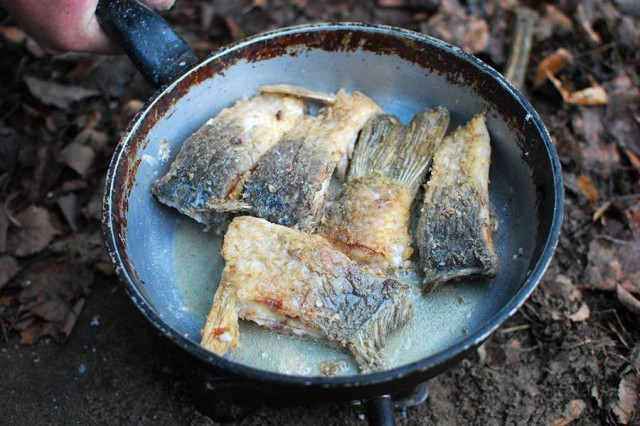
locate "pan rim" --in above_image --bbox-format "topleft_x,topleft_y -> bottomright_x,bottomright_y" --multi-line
102,22 -> 564,390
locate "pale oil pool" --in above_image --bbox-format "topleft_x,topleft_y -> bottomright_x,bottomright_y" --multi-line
173,217 -> 487,377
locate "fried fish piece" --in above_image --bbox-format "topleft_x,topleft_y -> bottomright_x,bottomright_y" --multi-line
200,216 -> 412,372
417,113 -> 500,292
151,91 -> 305,228
241,90 -> 382,230
320,108 -> 450,271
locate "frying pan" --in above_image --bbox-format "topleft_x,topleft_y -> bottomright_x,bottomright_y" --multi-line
97,0 -> 563,424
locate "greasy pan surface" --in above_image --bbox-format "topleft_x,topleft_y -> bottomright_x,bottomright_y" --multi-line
102,23 -> 563,394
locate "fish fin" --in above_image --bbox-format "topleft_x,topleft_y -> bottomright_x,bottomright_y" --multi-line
349,107 -> 450,194
348,279 -> 412,372
349,115 -> 404,179
201,272 -> 239,355
259,84 -> 336,104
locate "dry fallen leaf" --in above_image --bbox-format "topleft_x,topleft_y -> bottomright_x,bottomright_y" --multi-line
421,0 -> 489,54
613,373 -> 639,424
546,72 -> 608,106
57,194 -> 78,232
60,142 -> 96,177
7,205 -> 61,257
583,240 -> 640,294
576,174 -> 600,202
569,303 -> 590,322
17,257 -> 94,344
533,48 -> 572,89
551,399 -> 586,426
0,26 -> 27,44
0,255 -> 20,289
24,76 -> 100,109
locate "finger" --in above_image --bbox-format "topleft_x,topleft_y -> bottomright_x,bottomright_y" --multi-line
140,0 -> 176,11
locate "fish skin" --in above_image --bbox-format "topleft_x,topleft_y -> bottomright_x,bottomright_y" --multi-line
242,90 -> 382,230
200,216 -> 412,372
152,93 -> 305,228
417,113 -> 500,292
240,119 -> 334,229
321,108 -> 450,271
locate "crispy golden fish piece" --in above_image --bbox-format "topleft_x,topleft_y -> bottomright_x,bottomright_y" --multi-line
417,113 -> 500,292
151,90 -> 306,228
321,108 -> 450,271
241,89 -> 382,230
201,216 -> 412,372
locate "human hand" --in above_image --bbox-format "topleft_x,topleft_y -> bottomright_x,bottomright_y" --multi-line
0,0 -> 176,54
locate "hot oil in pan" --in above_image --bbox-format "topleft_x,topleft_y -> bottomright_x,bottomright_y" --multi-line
174,218 -> 483,377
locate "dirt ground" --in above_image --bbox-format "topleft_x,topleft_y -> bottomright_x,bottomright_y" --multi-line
1,0 -> 640,424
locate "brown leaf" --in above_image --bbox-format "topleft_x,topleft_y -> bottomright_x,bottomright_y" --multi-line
16,257 -> 94,344
60,142 -> 96,177
576,174 -> 600,202
551,399 -> 586,426
57,194 -> 78,232
421,0 -> 489,54
0,26 -> 44,57
19,321 -> 59,345
24,76 -> 100,109
547,72 -> 608,106
583,239 -> 640,294
613,374 -> 639,424
0,255 -> 19,289
569,303 -> 590,322
574,108 -> 620,179
533,48 -> 572,89
0,26 -> 27,45
30,146 -> 63,201
7,205 -> 61,257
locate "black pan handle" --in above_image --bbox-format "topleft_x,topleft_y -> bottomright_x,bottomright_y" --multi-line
364,395 -> 396,426
95,0 -> 198,87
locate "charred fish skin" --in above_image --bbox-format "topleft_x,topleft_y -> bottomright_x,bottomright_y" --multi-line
242,90 -> 382,230
418,113 -> 500,293
200,216 -> 412,373
151,93 -> 305,228
321,108 -> 450,271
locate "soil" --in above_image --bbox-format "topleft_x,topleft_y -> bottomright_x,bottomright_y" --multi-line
1,0 -> 640,425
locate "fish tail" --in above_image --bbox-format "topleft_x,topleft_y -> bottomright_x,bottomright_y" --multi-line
349,108 -> 449,193
349,115 -> 404,179
391,107 -> 450,193
201,272 -> 239,355
348,279 -> 412,372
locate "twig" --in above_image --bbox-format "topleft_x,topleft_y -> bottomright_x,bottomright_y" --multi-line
504,7 -> 538,90
563,338 -> 616,350
499,324 -> 531,334
61,297 -> 86,338
595,235 -> 632,245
